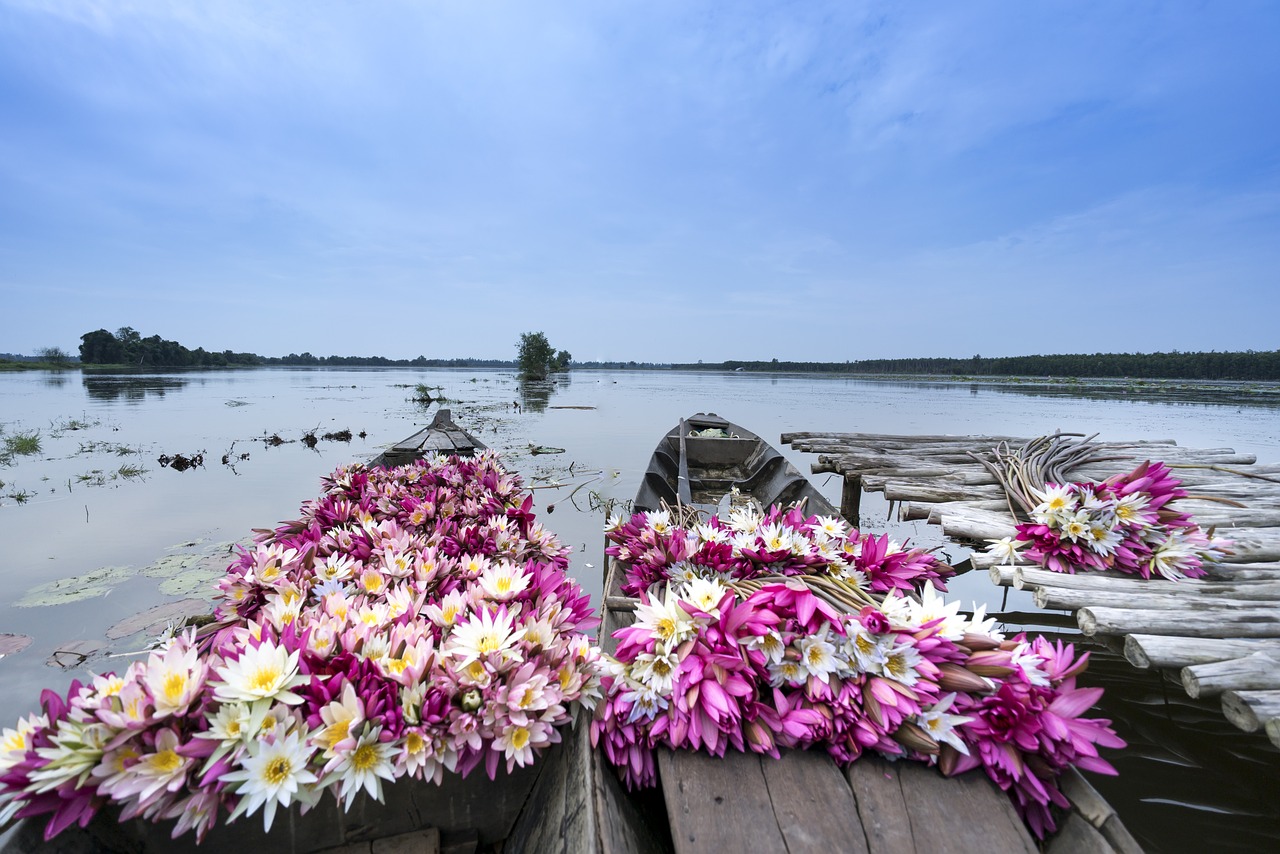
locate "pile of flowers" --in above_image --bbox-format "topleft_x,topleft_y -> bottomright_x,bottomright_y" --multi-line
999,460 -> 1231,580
0,451 -> 604,843
604,503 -> 954,597
593,509 -> 1124,839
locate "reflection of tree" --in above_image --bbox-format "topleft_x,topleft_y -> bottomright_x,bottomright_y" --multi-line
42,374 -> 68,388
518,373 -> 571,413
518,380 -> 552,413
83,376 -> 187,403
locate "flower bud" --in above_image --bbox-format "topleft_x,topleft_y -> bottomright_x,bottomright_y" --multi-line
892,721 -> 939,755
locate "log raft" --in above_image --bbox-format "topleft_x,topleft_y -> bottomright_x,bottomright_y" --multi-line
782,430 -> 1280,750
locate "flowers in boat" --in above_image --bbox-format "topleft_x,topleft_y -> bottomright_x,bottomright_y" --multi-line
0,451 -> 604,843
592,574 -> 1124,840
1004,461 -> 1231,580
605,503 -> 954,598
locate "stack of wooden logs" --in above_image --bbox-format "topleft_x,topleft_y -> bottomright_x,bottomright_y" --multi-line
781,430 -> 1280,750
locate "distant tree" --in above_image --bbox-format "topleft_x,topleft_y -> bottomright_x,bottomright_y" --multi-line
79,329 -> 123,364
551,349 -> 572,372
517,332 -> 556,380
36,346 -> 70,364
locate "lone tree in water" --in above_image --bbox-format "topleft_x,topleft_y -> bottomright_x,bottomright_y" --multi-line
517,331 -> 556,380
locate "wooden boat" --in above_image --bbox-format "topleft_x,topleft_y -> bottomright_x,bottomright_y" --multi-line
0,412 -> 629,854
633,412 -> 838,517
596,415 -> 1139,854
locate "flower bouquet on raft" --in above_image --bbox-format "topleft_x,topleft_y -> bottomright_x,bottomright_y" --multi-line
984,456 -> 1233,580
0,451 -> 605,844
593,504 -> 1125,839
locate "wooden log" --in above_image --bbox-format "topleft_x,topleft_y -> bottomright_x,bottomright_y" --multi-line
1212,528 -> 1280,562
1265,717 -> 1280,751
1035,587 -> 1274,613
841,473 -> 863,523
1201,563 -> 1280,582
1078,606 -> 1280,638
970,551 -> 1034,570
1014,567 -> 1280,599
882,481 -> 1005,503
989,566 -> 1019,586
1124,634 -> 1280,669
1220,689 -> 1280,733
922,500 -> 1009,523
938,506 -> 1018,543
1181,651 -> 1280,698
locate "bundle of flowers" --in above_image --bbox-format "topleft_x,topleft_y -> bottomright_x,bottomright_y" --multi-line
591,573 -> 1124,839
0,451 -> 605,843
604,504 -> 954,598
1005,460 -> 1231,580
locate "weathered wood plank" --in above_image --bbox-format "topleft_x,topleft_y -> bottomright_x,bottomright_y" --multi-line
759,750 -> 868,853
1044,812 -> 1116,854
896,764 -> 1036,854
658,750 -> 786,854
843,755 -> 915,854
1057,768 -> 1142,854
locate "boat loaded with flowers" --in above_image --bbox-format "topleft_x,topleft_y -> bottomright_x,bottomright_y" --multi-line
592,415 -> 1128,851
0,414 -> 609,853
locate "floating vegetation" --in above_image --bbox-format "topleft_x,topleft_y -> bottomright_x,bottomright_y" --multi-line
0,430 -> 41,464
16,565 -> 136,607
50,416 -> 100,435
0,634 -> 33,658
529,444 -> 566,455
141,540 -> 236,599
224,399 -> 250,407
322,429 -> 352,442
158,451 -> 204,471
104,598 -> 211,641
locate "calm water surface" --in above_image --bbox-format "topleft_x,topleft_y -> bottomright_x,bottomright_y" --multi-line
2,368 -> 1278,851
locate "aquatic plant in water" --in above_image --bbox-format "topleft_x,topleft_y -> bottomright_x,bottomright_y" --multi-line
0,451 -> 604,842
594,509 -> 1124,839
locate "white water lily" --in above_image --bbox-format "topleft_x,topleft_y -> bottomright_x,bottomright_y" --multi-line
917,693 -> 973,755
325,726 -> 396,810
904,582 -> 967,640
212,640 -> 307,706
142,639 -> 207,719
633,588 -> 697,646
446,607 -> 525,667
796,630 -> 841,683
983,536 -> 1026,565
223,729 -> 318,832
478,561 -> 532,602
681,577 -> 727,615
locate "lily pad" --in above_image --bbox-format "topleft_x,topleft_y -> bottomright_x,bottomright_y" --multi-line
47,639 -> 105,669
158,568 -> 225,599
16,565 -> 135,607
106,599 -> 211,640
0,634 -> 33,655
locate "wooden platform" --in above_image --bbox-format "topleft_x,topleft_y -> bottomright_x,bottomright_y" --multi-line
782,430 -> 1280,750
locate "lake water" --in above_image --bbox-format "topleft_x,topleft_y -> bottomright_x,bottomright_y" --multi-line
2,367 -> 1278,851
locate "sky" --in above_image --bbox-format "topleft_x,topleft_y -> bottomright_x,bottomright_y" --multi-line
1,1 -> 1278,363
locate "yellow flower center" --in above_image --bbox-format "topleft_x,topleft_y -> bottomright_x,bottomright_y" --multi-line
495,577 -> 512,593
264,755 -> 292,786
226,720 -> 242,738
509,727 -> 530,750
351,743 -> 378,772
805,647 -> 826,667
162,672 -> 187,704
249,665 -> 283,693
321,720 -> 351,750
651,659 -> 672,677
150,749 -> 183,774
405,732 -> 425,754
656,618 -> 676,642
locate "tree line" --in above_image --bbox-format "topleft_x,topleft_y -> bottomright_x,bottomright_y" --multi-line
75,328 -> 1280,380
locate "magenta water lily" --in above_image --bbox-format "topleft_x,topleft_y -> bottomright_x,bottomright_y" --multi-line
997,460 -> 1232,579
594,509 -> 1124,839
605,503 -> 954,597
0,451 -> 604,843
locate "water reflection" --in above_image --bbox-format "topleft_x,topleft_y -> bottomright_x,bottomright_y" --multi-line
518,375 -> 570,413
82,375 -> 188,403
41,373 -> 68,388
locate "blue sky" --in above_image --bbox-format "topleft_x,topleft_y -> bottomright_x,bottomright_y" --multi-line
1,1 -> 1277,363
